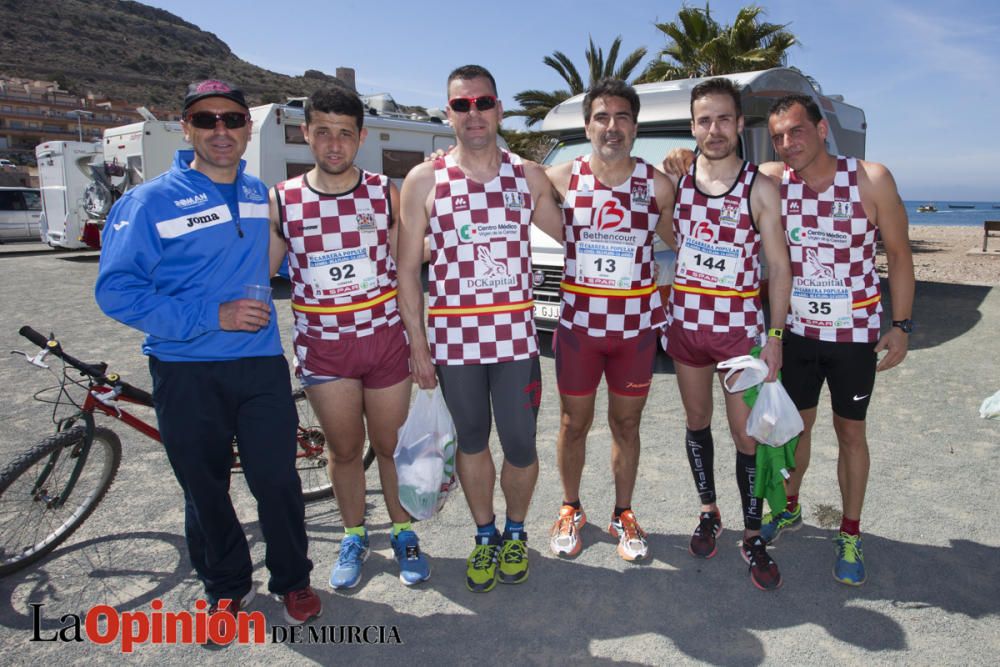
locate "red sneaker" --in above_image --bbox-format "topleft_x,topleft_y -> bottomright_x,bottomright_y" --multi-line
282,586 -> 322,625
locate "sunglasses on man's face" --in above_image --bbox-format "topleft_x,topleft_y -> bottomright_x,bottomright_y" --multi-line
186,111 -> 250,130
448,95 -> 498,113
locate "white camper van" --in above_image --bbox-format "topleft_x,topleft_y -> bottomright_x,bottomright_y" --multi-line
530,67 -> 867,330
40,102 -> 464,249
35,141 -> 103,248
245,103 -> 461,190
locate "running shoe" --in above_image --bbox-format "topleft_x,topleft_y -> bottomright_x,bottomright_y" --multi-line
740,535 -> 782,591
465,535 -> 500,593
550,504 -> 587,557
608,509 -> 649,561
761,503 -> 803,544
833,532 -> 866,586
282,586 -> 322,625
689,510 -> 723,559
498,530 -> 529,584
329,533 -> 370,589
205,589 -> 255,648
391,529 -> 431,586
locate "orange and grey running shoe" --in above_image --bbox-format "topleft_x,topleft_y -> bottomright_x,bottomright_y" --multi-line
549,504 -> 587,557
608,509 -> 649,561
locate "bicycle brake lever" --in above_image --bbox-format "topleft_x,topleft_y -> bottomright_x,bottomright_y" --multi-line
91,386 -> 123,416
10,349 -> 50,368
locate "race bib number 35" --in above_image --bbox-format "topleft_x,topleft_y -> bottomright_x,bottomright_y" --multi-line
307,248 -> 377,297
791,280 -> 852,329
577,241 -> 635,288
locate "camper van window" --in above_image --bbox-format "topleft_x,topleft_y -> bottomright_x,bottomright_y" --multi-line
286,163 -> 311,180
284,125 -> 307,145
0,191 -> 23,210
542,135 -> 697,168
382,149 -> 424,179
22,191 -> 41,210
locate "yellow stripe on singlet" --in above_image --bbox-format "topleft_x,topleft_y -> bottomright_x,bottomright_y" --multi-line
671,283 -> 760,298
292,288 -> 397,314
427,299 -> 534,317
559,281 -> 658,298
852,294 -> 881,309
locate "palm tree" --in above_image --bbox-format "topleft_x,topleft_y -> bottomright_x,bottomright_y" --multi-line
640,4 -> 796,81
507,36 -> 648,127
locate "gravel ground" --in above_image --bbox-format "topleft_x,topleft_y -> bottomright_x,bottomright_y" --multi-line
880,225 -> 1000,287
0,243 -> 997,665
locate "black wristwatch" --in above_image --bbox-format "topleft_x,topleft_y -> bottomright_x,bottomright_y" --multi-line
892,319 -> 914,334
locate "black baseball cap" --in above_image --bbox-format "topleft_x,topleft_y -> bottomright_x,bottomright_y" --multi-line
182,80 -> 249,113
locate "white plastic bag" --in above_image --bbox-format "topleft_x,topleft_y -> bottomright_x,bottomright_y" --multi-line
718,355 -> 770,393
747,381 -> 805,446
981,389 -> 1000,419
394,388 -> 458,520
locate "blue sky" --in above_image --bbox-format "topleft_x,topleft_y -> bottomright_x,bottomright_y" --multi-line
147,0 -> 1000,201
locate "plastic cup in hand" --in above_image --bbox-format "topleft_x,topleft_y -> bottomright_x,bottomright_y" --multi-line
243,284 -> 272,303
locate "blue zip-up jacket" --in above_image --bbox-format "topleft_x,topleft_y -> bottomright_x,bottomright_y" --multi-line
95,150 -> 282,361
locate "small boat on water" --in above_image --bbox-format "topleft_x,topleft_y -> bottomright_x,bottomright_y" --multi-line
916,203 -> 938,213
948,204 -> 975,209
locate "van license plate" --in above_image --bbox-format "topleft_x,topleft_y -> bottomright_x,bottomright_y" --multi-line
534,303 -> 560,321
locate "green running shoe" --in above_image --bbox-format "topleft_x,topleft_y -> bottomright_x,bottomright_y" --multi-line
466,536 -> 500,593
760,503 -> 802,544
498,531 -> 529,584
833,532 -> 866,586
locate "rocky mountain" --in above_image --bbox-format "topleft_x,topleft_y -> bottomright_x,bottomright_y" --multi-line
0,0 -> 351,109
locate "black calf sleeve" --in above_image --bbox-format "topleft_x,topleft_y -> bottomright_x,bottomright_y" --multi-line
685,426 -> 716,505
736,451 -> 761,531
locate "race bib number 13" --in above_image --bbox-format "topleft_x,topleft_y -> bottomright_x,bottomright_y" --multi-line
577,241 -> 635,288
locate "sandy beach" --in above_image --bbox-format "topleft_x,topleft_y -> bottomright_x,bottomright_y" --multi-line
883,224 -> 1000,286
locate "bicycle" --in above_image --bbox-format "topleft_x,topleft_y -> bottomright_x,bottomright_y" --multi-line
0,326 -> 375,576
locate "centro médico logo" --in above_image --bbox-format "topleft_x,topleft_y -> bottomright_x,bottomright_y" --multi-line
28,601 -> 403,652
788,226 -> 808,244
173,193 -> 208,209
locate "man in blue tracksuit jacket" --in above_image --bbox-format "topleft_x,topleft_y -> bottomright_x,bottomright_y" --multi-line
95,80 -> 321,627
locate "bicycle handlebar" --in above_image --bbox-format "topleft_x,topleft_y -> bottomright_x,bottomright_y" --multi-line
19,326 -> 155,407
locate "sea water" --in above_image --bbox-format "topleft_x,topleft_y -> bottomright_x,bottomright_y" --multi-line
906,201 -> 1000,227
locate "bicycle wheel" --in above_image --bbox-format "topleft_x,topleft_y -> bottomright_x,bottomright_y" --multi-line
0,425 -> 122,576
292,390 -> 376,502
293,389 -> 333,501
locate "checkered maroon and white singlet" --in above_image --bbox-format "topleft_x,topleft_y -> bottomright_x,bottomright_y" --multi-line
276,171 -> 399,343
669,160 -> 764,335
560,155 -> 665,338
426,150 -> 537,365
782,156 -> 881,343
